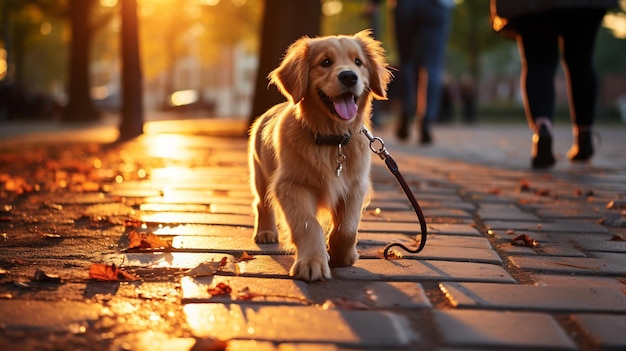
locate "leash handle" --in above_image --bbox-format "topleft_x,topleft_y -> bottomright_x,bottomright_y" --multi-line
362,128 -> 428,259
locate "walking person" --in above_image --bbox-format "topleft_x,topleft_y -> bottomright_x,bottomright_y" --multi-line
491,0 -> 618,168
389,0 -> 455,144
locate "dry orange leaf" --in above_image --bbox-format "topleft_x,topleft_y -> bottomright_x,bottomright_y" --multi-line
237,251 -> 255,262
127,231 -> 170,250
511,234 -> 539,248
88,263 -> 140,281
207,282 -> 232,296
184,257 -> 228,277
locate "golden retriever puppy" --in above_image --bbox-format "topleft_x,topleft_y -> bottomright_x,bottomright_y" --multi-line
248,30 -> 392,281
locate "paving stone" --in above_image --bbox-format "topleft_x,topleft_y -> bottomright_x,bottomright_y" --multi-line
358,233 -> 492,249
101,252 -> 237,271
498,244 -> 537,256
172,235 -> 282,255
110,332 -> 196,351
359,221 -> 481,236
509,255 -> 626,275
588,251 -> 626,260
0,300 -> 101,332
549,233 -> 626,253
532,274 -> 626,289
333,259 -> 515,283
440,282 -> 626,312
477,205 -> 540,221
224,341 -> 340,351
362,208 -> 472,223
184,304 -> 416,347
362,281 -> 431,308
484,219 -> 608,233
236,255 -> 293,277
181,276 -> 310,304
534,244 -> 587,257
572,314 -> 626,349
139,202 -> 253,216
140,212 -> 254,227
152,224 -> 252,236
143,193 -> 251,205
432,310 -> 576,350
359,244 -> 502,265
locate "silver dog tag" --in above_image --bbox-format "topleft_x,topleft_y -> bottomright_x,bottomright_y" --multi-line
335,164 -> 343,177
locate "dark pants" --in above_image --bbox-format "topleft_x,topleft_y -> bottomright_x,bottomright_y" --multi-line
513,8 -> 606,129
394,0 -> 453,129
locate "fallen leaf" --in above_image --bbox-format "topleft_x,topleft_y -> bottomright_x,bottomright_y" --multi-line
14,281 -> 29,288
184,257 -> 228,277
88,263 -> 140,281
487,188 -> 501,195
383,249 -> 403,260
607,200 -> 626,210
207,282 -> 232,297
34,269 -> 61,282
0,293 -> 12,299
0,268 -> 7,275
42,233 -> 62,239
236,251 -> 255,262
511,234 -> 539,248
609,234 -> 625,242
517,179 -> 531,192
535,188 -> 551,197
127,231 -> 171,250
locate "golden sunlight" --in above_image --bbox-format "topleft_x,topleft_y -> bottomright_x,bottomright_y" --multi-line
142,134 -> 189,159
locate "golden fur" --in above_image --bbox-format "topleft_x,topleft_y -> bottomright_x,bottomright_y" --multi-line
248,30 -> 392,281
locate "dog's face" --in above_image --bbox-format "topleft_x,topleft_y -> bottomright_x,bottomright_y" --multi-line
270,30 -> 391,124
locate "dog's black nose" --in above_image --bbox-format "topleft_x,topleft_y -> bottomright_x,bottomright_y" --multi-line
338,71 -> 358,87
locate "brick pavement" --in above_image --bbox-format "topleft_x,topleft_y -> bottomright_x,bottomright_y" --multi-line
0,119 -> 625,350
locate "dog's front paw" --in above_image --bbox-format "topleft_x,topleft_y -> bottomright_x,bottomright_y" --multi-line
290,256 -> 331,282
253,230 -> 278,244
329,245 -> 359,268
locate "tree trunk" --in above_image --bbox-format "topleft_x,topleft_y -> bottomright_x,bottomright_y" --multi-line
248,0 -> 320,126
118,0 -> 144,141
65,0 -> 99,122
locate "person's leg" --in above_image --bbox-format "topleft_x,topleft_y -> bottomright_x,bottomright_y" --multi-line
393,0 -> 419,140
560,8 -> 606,161
416,3 -> 453,144
513,13 -> 560,168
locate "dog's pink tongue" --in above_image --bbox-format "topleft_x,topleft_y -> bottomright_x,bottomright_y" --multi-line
333,94 -> 357,120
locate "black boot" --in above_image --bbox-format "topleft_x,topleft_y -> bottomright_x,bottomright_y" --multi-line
419,121 -> 433,145
567,128 -> 593,162
531,124 -> 556,169
396,114 -> 410,141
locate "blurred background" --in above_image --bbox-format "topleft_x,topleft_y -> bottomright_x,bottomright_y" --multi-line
1,0 -> 625,132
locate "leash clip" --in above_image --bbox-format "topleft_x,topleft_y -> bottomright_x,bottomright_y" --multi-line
362,128 -> 389,160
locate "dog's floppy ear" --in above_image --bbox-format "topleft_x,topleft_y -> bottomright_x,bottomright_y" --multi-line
269,36 -> 310,104
354,30 -> 392,100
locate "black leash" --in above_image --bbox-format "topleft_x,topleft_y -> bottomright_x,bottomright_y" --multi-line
362,128 -> 428,258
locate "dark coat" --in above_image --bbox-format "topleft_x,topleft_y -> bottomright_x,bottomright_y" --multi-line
490,0 -> 619,38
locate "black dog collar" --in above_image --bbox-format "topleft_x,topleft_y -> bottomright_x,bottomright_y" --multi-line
314,133 -> 352,146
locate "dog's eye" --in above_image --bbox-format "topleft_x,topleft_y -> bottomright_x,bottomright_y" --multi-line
320,58 -> 332,67
355,58 -> 362,66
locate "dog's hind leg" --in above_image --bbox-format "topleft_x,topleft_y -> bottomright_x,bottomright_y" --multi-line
251,164 -> 278,244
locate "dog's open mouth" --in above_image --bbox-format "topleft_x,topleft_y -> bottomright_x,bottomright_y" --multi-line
319,91 -> 358,121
